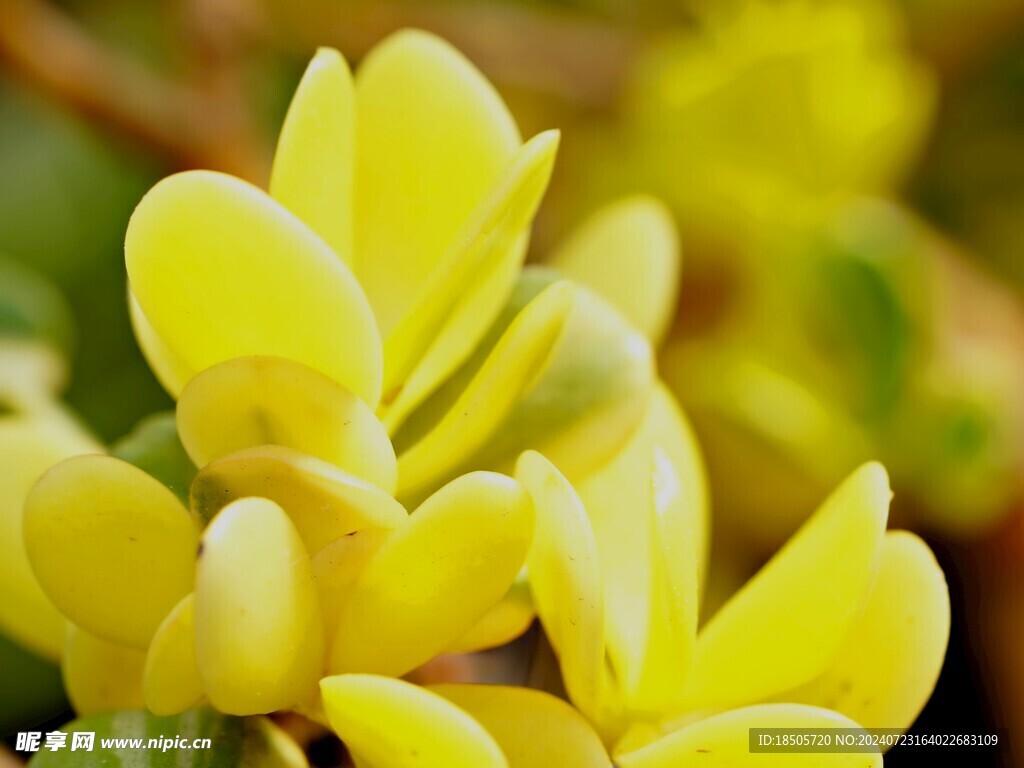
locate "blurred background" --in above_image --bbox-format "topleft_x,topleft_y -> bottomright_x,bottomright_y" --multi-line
1,0 -> 1023,765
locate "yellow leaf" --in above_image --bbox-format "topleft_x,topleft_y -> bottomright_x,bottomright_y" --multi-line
311,528 -> 392,649
381,131 -> 558,433
177,356 -> 396,493
144,594 -> 204,716
515,451 -> 605,721
321,674 -> 508,768
354,29 -> 520,336
271,47 -> 356,266
783,530 -> 950,733
64,625 -> 146,715
191,445 -> 407,556
329,472 -> 533,677
431,684 -> 612,768
129,291 -> 194,397
0,417 -> 97,660
194,498 -> 322,715
681,463 -> 891,710
550,196 -> 680,345
396,281 -> 573,501
446,575 -> 534,654
616,704 -> 881,768
24,455 -> 197,648
125,170 -> 382,406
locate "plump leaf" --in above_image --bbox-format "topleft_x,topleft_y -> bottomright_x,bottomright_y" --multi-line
271,47 -> 356,266
144,594 -> 204,716
321,675 -> 507,768
549,196 -> 680,345
176,356 -> 396,493
24,455 -> 198,649
353,29 -> 521,336
125,170 -> 382,406
329,472 -> 533,677
63,625 -> 146,715
194,498 -> 322,715
681,463 -> 891,710
190,445 -> 407,557
431,684 -> 612,768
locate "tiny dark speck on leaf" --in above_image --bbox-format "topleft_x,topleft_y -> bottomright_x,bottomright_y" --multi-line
696,748 -> 710,753
197,542 -> 205,557
128,536 -> 137,542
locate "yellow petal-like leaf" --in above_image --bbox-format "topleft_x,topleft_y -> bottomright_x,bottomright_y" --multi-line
0,417 -> 97,660
24,455 -> 198,648
311,527 -> 392,649
446,575 -> 534,654
195,498 -> 322,715
64,625 -> 146,715
616,704 -> 881,768
550,196 -> 680,345
466,273 -> 654,483
330,472 -> 533,677
321,674 -> 507,768
381,131 -> 559,432
515,451 -> 605,720
396,281 -> 573,501
783,530 -> 950,733
144,594 -> 204,716
125,170 -> 382,406
271,47 -> 355,265
191,445 -> 407,556
177,356 -> 396,493
354,28 -> 520,336
431,684 -> 611,768
681,463 -> 891,710
571,384 -> 704,714
129,290 -> 194,397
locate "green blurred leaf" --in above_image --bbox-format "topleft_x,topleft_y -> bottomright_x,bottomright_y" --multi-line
0,256 -> 74,352
27,708 -> 307,767
0,630 -> 67,737
111,412 -> 196,505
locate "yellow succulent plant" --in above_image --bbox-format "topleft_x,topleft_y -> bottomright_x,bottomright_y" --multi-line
126,29 -> 653,506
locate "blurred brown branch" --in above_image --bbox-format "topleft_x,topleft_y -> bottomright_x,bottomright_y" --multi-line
0,0 -> 270,181
253,0 -> 639,109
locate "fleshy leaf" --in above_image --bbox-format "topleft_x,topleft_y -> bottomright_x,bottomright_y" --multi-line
144,594 -> 204,716
63,625 -> 146,715
615,704 -> 881,768
395,281 -> 573,501
550,196 -> 680,345
27,708 -> 307,767
446,575 -> 535,654
515,451 -> 605,720
311,527 -> 392,649
462,269 -> 654,483
129,291 -> 193,397
380,131 -> 559,432
431,684 -> 612,768
25,455 -> 198,649
177,356 -> 396,493
571,384 -> 705,714
125,170 -> 382,406
681,463 -> 891,710
271,47 -> 356,266
321,675 -> 508,768
0,417 -> 97,660
111,411 -> 197,506
354,29 -> 521,336
191,445 -> 407,557
329,472 -> 533,677
194,498 -> 322,715
782,530 -> 950,733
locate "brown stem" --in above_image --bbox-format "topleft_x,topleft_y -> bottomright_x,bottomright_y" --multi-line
0,0 -> 269,181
